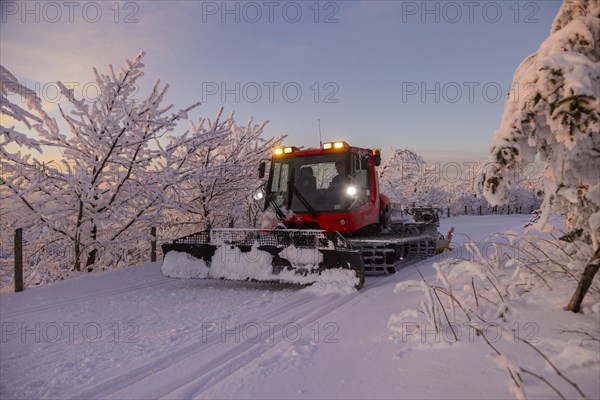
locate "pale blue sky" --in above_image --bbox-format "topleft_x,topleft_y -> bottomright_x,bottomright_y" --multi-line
1,0 -> 562,162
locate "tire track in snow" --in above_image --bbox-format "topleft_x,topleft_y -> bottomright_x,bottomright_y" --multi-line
178,259 -> 435,399
165,293 -> 358,399
126,277 -> 393,399
66,292 -> 319,400
69,277 -> 392,399
1,277 -> 178,319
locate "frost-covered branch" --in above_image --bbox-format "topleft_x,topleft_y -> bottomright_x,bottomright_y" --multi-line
478,0 -> 600,312
1,53 -> 276,283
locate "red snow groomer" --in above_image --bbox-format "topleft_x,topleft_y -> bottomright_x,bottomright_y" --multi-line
162,141 -> 449,289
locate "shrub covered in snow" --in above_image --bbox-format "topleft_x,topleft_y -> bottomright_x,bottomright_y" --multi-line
391,3 -> 600,397
389,227 -> 599,399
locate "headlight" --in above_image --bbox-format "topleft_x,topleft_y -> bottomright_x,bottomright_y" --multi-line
346,186 -> 357,196
253,191 -> 264,200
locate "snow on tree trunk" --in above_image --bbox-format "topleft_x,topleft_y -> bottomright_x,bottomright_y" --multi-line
478,1 -> 600,311
567,245 -> 600,313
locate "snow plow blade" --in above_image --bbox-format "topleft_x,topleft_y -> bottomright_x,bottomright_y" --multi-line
161,229 -> 365,289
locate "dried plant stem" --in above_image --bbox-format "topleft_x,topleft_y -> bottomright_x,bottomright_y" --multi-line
431,288 -> 458,341
478,328 -> 524,394
521,369 -> 566,400
472,278 -> 479,308
556,328 -> 600,342
478,294 -> 498,306
516,336 -> 587,400
432,286 -> 472,322
487,276 -> 505,302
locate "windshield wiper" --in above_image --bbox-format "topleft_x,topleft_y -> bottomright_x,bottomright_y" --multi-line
265,192 -> 286,221
293,187 -> 319,218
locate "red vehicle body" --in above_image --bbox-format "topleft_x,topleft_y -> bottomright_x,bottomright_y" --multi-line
263,141 -> 391,236
162,141 -> 444,290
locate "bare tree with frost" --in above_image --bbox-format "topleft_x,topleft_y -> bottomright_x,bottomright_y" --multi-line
1,65 -> 69,284
162,108 -> 281,233
379,148 -> 444,207
1,53 -> 271,282
1,65 -> 47,158
479,0 -> 600,312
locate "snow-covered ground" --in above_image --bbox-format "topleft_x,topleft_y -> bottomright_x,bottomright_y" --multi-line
1,215 -> 598,399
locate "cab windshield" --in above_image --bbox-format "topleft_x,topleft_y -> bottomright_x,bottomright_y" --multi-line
267,152 -> 370,213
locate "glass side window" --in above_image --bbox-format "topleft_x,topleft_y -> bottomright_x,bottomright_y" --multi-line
349,153 -> 370,209
269,162 -> 289,208
270,163 -> 289,193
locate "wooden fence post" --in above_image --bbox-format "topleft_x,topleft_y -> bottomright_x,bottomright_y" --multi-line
447,207 -> 450,218
479,205 -> 482,215
150,227 -> 157,262
14,228 -> 23,293
464,205 -> 468,215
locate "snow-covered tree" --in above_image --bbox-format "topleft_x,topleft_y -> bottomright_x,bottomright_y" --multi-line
163,107 -> 282,233
453,161 -> 542,216
1,65 -> 51,159
1,65 -> 53,224
379,148 -> 446,207
1,53 -> 273,281
479,0 -> 600,311
2,53 -> 203,271
378,149 -> 540,217
0,65 -> 82,284
506,166 -> 543,214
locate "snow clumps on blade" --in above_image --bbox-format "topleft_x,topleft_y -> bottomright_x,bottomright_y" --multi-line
279,244 -> 323,270
302,269 -> 358,296
161,251 -> 210,279
209,244 -> 274,281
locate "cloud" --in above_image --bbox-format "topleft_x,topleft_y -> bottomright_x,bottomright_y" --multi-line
0,1 -> 200,84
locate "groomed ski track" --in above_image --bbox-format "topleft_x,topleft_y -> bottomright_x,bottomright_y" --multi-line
4,216 -> 564,400
1,251 -> 430,399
